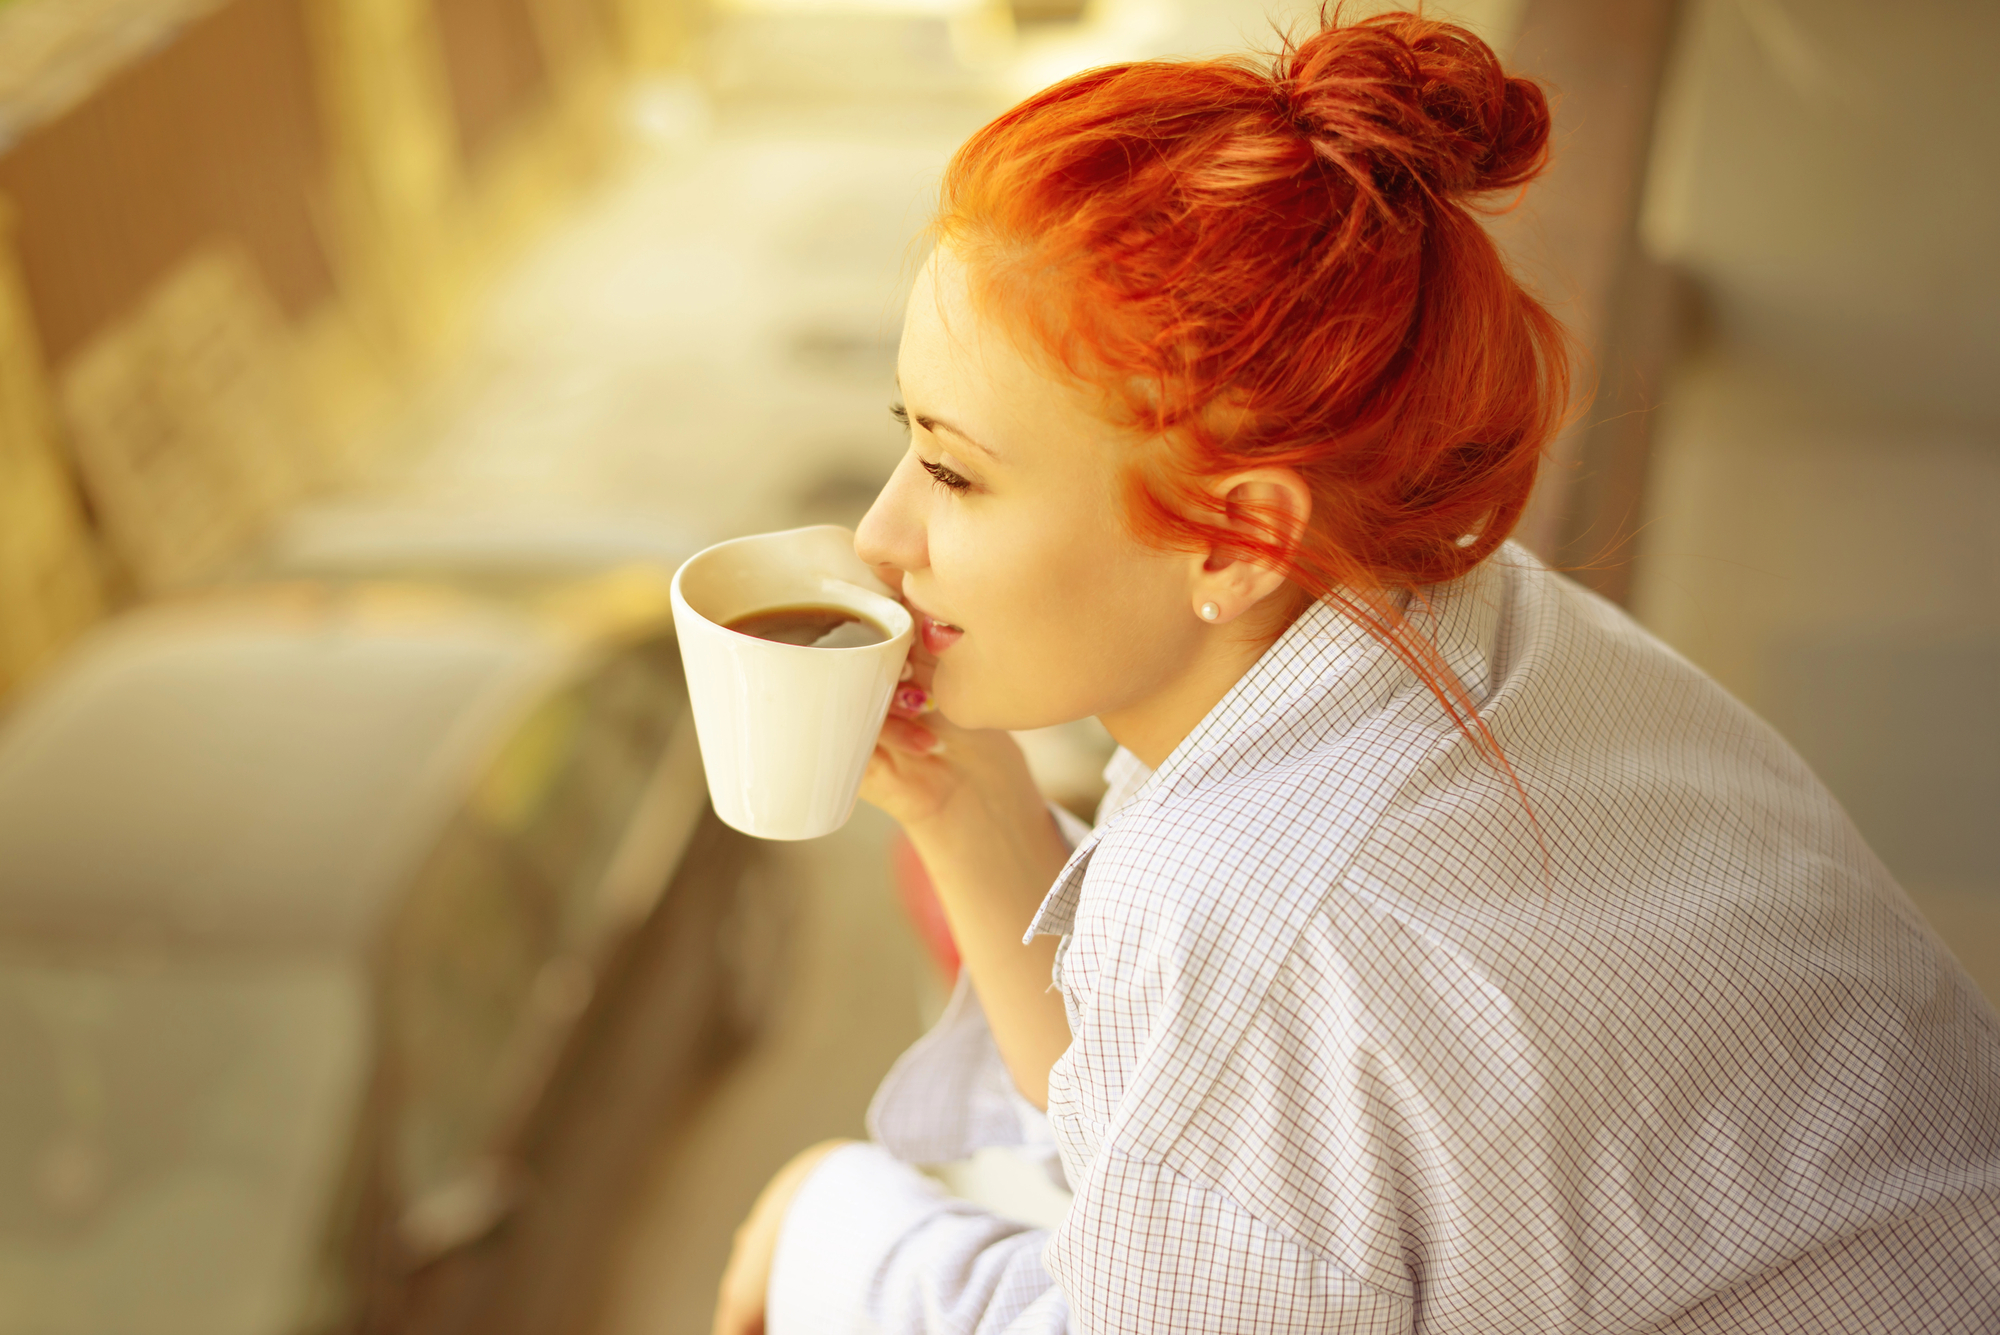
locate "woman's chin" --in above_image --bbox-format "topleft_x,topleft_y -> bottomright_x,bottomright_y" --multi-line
930,673 -> 1023,734
928,688 -> 989,733
933,681 -> 1088,736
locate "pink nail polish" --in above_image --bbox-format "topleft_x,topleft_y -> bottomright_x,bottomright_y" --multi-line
896,685 -> 930,713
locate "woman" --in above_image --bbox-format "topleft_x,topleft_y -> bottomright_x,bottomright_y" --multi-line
716,12 -> 2000,1333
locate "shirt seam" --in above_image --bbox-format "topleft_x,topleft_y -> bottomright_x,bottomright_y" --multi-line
1091,1138 -> 1415,1304
1144,873 -> 1418,1301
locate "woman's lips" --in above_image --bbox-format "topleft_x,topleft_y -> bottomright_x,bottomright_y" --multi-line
901,591 -> 963,653
920,615 -> 963,654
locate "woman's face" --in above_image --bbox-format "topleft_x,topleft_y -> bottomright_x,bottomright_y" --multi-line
854,248 -> 1210,734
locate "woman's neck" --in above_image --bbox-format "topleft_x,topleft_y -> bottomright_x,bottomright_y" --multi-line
1098,603 -> 1299,769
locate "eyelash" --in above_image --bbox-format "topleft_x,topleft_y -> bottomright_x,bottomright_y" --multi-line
891,401 -> 972,493
922,459 -> 972,492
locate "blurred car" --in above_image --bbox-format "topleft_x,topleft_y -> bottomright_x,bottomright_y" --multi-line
0,569 -> 777,1335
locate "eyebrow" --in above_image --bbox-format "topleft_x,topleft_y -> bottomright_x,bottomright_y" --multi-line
915,412 -> 1000,462
895,379 -> 1001,461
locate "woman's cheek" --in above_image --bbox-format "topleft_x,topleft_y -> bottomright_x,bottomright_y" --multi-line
926,599 -> 1037,728
932,504 -> 1102,725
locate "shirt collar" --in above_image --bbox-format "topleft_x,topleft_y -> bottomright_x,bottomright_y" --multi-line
1025,553 -> 1511,941
1093,746 -> 1154,826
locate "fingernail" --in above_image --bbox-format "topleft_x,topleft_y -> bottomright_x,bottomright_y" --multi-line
899,660 -> 915,682
924,734 -> 947,756
896,685 -> 932,714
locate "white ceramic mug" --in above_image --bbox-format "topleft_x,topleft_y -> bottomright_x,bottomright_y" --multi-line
670,526 -> 914,840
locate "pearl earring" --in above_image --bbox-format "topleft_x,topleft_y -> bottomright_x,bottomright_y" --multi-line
1199,602 -> 1220,622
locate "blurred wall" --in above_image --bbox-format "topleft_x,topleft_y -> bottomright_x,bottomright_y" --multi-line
1631,0 -> 2000,994
0,0 -> 333,369
0,0 -> 657,699
0,207 -> 103,699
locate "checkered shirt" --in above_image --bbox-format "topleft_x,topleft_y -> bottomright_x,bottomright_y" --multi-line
766,545 -> 2000,1334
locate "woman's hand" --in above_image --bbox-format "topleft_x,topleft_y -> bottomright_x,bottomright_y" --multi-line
860,643 -> 1052,837
860,642 -> 958,827
712,1139 -> 852,1335
858,638 -> 1076,1108
861,643 -> 1015,830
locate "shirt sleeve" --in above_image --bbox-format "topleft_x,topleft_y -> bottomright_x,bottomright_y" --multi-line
764,800 -> 1095,1333
766,1141 -> 1070,1335
867,970 -> 1033,1162
766,1140 -> 1410,1335
866,800 -> 1091,1162
1044,1148 -> 1411,1334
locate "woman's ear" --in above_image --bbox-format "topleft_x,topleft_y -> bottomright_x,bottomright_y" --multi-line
1189,467 -> 1312,623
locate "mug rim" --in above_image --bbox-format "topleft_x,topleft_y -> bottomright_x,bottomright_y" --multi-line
670,527 -> 914,653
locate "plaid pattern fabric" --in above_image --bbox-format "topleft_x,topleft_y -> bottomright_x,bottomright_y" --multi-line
768,545 -> 2000,1334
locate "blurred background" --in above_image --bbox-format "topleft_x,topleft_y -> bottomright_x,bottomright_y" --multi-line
0,0 -> 1990,1330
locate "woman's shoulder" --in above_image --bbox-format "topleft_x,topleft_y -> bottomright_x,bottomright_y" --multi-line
1069,547 -> 1920,1012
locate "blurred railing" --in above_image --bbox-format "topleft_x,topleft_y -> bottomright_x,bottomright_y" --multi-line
0,0 -> 685,700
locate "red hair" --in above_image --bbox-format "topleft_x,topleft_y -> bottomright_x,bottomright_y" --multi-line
933,9 -> 1570,748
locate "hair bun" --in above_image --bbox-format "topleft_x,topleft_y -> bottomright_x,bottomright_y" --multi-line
1277,12 -> 1551,203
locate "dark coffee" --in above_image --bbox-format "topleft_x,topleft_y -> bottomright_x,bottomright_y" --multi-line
724,603 -> 889,649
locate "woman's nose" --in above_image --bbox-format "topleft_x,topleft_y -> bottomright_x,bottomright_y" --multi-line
854,450 -> 928,578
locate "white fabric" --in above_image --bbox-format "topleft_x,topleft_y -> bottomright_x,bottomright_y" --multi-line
768,545 -> 2000,1334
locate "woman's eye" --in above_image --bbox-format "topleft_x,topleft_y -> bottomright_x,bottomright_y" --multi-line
892,404 -> 971,491
920,458 -> 972,492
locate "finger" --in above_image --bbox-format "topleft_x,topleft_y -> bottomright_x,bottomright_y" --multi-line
712,1262 -> 765,1335
879,714 -> 944,757
898,643 -> 937,693
891,596 -> 939,687
881,716 -> 943,756
711,1298 -> 763,1335
889,682 -> 935,718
